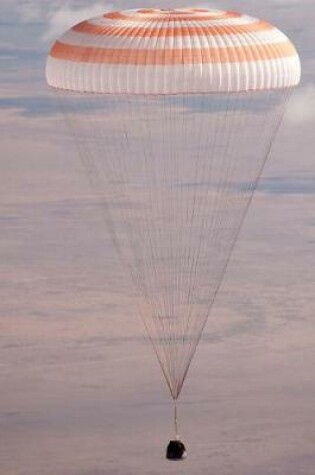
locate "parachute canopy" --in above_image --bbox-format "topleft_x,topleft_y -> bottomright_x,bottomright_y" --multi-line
46,8 -> 301,94
45,9 -> 300,402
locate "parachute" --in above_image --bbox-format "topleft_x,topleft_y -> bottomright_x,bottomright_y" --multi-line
46,7 -> 300,448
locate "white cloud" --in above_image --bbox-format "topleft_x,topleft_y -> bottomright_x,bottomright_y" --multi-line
264,0 -> 313,4
14,1 -> 112,42
18,2 -> 43,23
190,2 -> 218,7
285,84 -> 315,124
43,3 -> 113,42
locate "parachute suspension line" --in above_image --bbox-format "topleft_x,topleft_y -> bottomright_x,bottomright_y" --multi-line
177,93 -> 232,389
57,87 -> 292,404
206,89 -> 293,318
58,91 -> 124,261
176,92 -> 235,394
177,92 -> 217,396
112,94 -> 176,394
185,93 -> 231,348
141,94 -> 172,393
185,89 -> 292,388
137,94 -> 178,396
57,91 -> 167,387
170,89 -> 290,395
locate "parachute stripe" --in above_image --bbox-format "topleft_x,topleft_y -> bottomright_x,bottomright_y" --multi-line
103,10 -> 242,22
63,28 -> 287,50
50,40 -> 297,65
72,19 -> 274,38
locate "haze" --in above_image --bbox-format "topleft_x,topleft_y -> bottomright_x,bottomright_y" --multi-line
0,1 -> 314,474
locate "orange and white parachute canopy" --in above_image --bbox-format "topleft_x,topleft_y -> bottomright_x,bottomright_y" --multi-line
46,7 -> 301,94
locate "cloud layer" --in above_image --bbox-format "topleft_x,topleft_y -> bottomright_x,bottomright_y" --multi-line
286,84 -> 315,124
43,3 -> 113,42
11,1 -> 113,42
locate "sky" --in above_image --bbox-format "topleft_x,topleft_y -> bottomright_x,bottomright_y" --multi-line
0,1 -> 315,474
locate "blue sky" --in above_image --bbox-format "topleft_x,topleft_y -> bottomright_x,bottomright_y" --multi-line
0,2 -> 315,474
